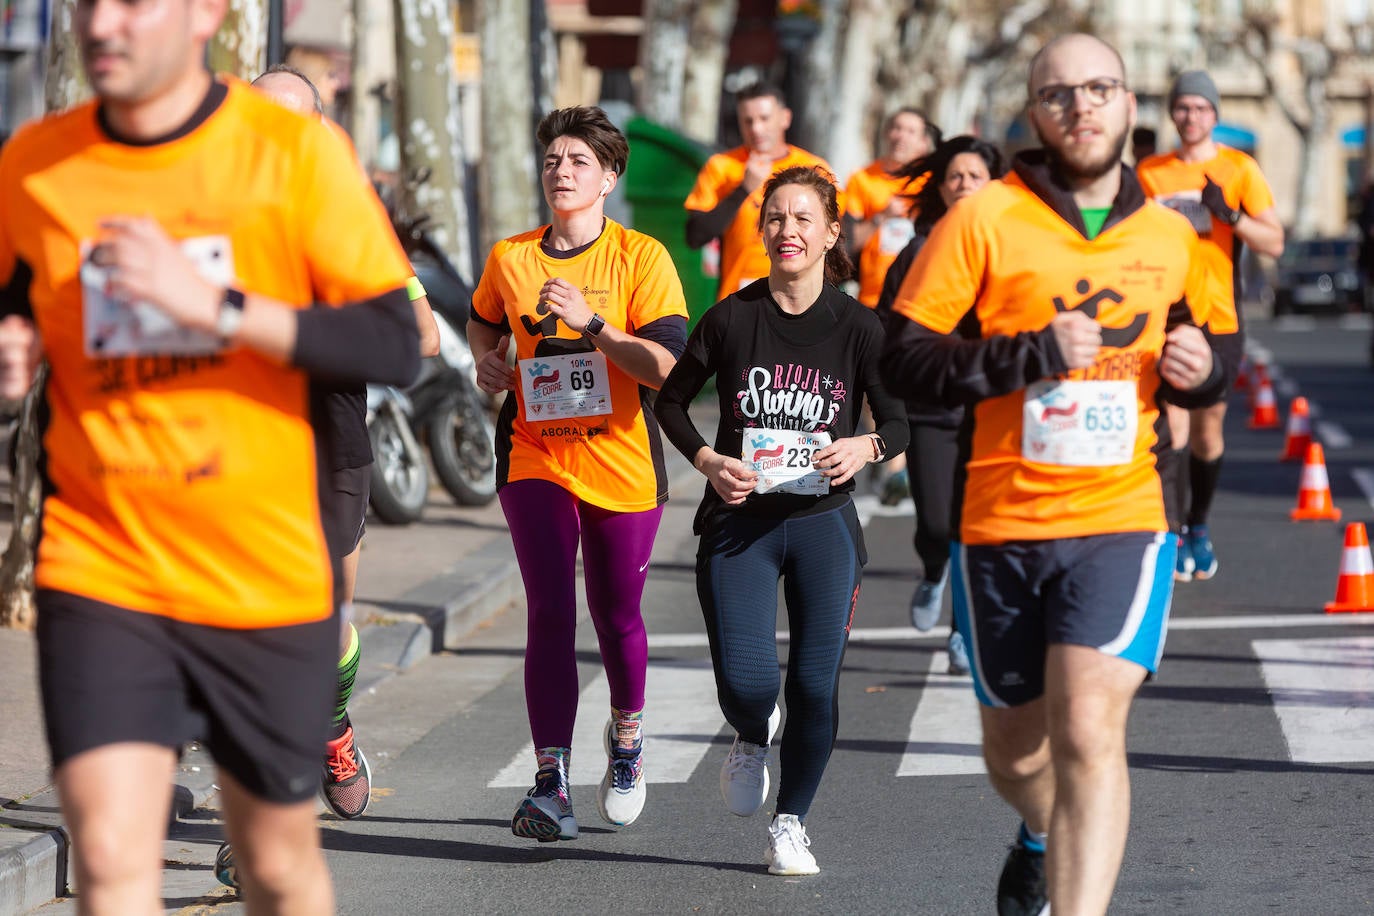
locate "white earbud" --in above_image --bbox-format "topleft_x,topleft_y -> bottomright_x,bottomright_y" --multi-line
601,178 -> 612,195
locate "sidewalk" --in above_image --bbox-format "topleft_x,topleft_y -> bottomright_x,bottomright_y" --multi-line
0,417 -> 706,914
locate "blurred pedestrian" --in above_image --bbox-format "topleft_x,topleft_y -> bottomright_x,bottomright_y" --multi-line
467,106 -> 689,841
656,165 -> 907,876
685,82 -> 837,299
1130,126 -> 1157,165
1137,69 -> 1284,582
874,135 -> 1007,675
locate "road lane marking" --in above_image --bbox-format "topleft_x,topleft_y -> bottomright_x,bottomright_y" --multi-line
896,653 -> 986,777
645,613 -> 1374,650
1339,313 -> 1373,330
852,492 -> 913,528
488,659 -> 721,787
1316,420 -> 1352,449
1274,315 -> 1316,332
1353,468 -> 1374,511
1254,635 -> 1374,763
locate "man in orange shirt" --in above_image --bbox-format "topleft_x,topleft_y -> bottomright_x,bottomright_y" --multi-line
844,108 -> 939,308
1136,70 -> 1284,583
882,34 -> 1223,916
685,82 -> 837,300
0,0 -> 421,911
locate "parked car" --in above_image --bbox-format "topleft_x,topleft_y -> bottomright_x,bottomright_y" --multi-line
1272,237 -> 1371,315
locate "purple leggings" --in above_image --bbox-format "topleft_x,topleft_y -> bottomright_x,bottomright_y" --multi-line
499,478 -> 663,748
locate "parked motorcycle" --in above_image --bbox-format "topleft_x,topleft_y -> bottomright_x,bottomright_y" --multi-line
366,383 -> 430,525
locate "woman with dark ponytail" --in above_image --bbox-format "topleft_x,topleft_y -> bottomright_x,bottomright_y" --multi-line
655,165 -> 907,876
875,135 -> 1006,674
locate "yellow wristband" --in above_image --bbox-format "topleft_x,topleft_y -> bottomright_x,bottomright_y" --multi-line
405,276 -> 426,301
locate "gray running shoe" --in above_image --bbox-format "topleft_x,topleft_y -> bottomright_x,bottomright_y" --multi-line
909,569 -> 949,632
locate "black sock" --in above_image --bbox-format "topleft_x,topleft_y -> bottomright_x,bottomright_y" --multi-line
1187,455 -> 1223,529
1163,447 -> 1189,534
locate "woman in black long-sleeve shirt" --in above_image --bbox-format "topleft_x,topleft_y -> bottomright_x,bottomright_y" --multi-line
655,166 -> 907,877
875,136 -> 1006,674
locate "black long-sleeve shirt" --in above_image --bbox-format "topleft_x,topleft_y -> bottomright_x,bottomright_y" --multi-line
655,280 -> 908,533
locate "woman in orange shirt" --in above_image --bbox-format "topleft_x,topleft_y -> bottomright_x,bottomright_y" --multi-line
469,107 -> 689,841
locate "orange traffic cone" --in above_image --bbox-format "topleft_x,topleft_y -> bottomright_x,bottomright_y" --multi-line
1248,374 -> 1280,429
1234,356 -> 1251,393
1325,523 -> 1374,613
1290,443 -> 1342,522
1279,396 -> 1312,462
1247,363 -> 1269,409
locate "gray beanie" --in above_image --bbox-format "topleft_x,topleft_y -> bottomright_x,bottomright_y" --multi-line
1169,70 -> 1220,116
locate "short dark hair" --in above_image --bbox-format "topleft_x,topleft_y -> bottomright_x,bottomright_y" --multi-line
758,165 -> 853,285
1132,126 -> 1157,146
887,107 -> 942,149
252,63 -> 324,115
736,81 -> 787,109
535,106 -> 630,175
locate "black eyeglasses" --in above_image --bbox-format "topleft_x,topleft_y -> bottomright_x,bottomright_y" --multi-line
1034,79 -> 1125,114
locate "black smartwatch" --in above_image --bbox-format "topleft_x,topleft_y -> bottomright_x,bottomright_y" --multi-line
585,313 -> 606,338
215,286 -> 246,340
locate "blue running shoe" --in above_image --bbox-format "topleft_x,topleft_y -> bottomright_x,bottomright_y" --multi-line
880,468 -> 910,506
947,631 -> 971,676
1174,531 -> 1195,583
1188,525 -> 1218,580
512,766 -> 578,842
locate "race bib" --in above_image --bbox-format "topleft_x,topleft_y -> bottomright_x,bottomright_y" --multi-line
744,427 -> 832,495
519,351 -> 613,422
82,236 -> 234,357
1157,191 -> 1213,236
1022,380 -> 1137,467
878,218 -> 916,254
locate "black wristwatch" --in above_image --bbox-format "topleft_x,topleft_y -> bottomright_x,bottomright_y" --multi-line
585,313 -> 606,338
215,286 -> 246,340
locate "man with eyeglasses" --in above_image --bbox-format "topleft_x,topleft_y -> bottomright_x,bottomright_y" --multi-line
881,34 -> 1224,916
1137,70 -> 1284,584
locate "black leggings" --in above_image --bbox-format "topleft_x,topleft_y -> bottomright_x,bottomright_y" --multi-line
696,501 -> 864,819
906,422 -> 959,581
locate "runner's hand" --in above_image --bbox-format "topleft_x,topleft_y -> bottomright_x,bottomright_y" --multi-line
741,153 -> 775,194
476,334 -> 515,394
1160,324 -> 1214,390
1049,310 -> 1102,370
539,278 -> 595,334
696,448 -> 758,504
813,436 -> 872,486
0,315 -> 39,401
92,217 -> 219,333
1200,176 -> 1239,225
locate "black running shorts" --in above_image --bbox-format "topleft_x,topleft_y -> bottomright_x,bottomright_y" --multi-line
320,464 -> 370,559
950,532 -> 1177,708
37,590 -> 338,804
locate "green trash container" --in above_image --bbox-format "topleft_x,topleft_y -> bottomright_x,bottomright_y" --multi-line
623,117 -> 717,329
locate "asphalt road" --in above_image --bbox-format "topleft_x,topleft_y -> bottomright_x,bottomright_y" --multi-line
41,315 -> 1374,915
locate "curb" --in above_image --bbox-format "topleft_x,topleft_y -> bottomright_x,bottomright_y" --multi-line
0,827 -> 65,916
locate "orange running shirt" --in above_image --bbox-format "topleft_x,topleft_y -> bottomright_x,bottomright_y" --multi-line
471,219 -> 688,512
1136,145 -> 1275,334
845,163 -> 923,307
891,171 -> 1211,545
0,78 -> 413,628
684,145 -> 837,299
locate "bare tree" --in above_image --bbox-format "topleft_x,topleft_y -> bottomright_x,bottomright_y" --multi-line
397,0 -> 474,278
680,0 -> 739,144
477,0 -> 538,255
821,0 -> 903,182
638,0 -> 693,129
792,0 -> 845,156
208,0 -> 267,77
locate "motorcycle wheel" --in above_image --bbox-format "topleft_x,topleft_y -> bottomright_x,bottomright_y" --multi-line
368,409 -> 429,524
427,390 -> 497,507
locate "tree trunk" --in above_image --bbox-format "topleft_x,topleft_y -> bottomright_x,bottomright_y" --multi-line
638,0 -> 693,130
396,0 -> 474,279
44,0 -> 86,112
680,0 -> 738,144
477,0 -> 537,256
350,0 -> 393,169
823,0 -> 899,181
207,0 -> 267,78
793,0 -> 845,155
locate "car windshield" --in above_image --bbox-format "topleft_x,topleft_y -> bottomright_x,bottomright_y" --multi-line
1279,239 -> 1357,266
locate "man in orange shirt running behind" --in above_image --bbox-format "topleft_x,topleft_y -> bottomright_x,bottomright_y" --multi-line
1136,70 -> 1284,583
685,82 -> 837,300
844,108 -> 939,309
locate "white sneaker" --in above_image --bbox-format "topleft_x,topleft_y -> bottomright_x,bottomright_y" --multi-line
766,813 -> 819,876
720,704 -> 781,817
596,718 -> 646,826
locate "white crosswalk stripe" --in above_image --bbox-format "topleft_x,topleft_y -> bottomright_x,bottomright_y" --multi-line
897,652 -> 985,777
488,659 -> 722,787
1254,635 -> 1374,763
